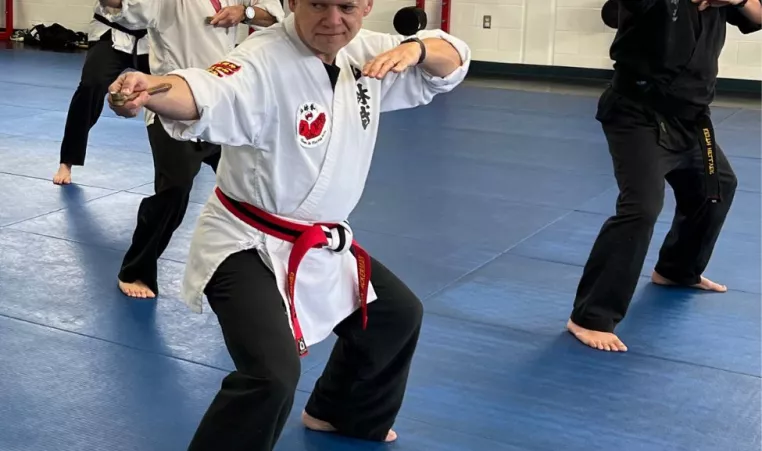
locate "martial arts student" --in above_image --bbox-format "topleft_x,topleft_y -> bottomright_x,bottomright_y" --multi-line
568,0 -> 761,352
53,1 -> 149,185
106,0 -> 471,447
97,0 -> 285,298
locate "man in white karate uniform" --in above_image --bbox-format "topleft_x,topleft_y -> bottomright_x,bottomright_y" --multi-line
97,0 -> 285,300
108,0 -> 471,448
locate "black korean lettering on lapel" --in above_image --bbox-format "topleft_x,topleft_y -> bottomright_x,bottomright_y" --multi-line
669,0 -> 679,22
352,66 -> 371,130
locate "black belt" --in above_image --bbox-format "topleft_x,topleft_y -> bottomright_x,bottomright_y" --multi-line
93,13 -> 148,68
696,114 -> 721,203
611,71 -> 705,120
612,72 -> 721,203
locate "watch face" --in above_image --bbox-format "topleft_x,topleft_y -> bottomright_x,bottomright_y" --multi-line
246,6 -> 256,19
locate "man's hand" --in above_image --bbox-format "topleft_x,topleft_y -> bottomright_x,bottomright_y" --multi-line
108,71 -> 152,117
208,5 -> 246,27
692,0 -> 742,10
362,42 -> 422,79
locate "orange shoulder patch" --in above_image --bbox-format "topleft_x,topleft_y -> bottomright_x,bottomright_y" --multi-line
206,61 -> 242,78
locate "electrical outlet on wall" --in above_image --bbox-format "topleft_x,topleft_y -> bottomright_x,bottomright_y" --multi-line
482,15 -> 491,29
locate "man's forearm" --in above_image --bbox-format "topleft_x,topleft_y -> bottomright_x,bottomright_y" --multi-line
250,7 -> 277,27
142,74 -> 200,121
418,38 -> 463,78
738,0 -> 762,25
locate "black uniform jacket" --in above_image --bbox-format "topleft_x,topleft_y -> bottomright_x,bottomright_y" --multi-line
608,0 -> 760,117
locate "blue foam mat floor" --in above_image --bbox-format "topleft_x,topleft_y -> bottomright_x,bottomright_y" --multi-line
0,48 -> 760,451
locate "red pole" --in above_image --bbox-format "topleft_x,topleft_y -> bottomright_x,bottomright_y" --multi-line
416,0 -> 425,9
440,0 -> 450,32
0,0 -> 13,41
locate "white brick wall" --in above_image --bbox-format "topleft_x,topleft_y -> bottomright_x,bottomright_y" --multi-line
6,0 -> 761,81
453,0 -> 761,80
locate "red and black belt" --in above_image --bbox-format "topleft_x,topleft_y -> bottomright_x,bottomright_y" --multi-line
214,187 -> 371,357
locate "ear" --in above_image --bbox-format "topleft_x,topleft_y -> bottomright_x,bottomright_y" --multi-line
288,0 -> 296,12
363,0 -> 373,17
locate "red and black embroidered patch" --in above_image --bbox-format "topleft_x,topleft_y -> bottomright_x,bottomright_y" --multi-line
206,61 -> 242,78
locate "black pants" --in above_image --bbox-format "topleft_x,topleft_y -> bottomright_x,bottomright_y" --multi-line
60,31 -> 150,166
187,250 -> 423,451
118,116 -> 221,294
570,87 -> 738,333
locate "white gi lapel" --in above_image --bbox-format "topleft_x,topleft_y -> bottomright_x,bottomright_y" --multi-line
282,16 -> 359,219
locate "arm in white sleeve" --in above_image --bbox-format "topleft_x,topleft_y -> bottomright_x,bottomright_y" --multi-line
251,0 -> 286,28
230,0 -> 284,29
159,41 -> 274,147
361,29 -> 471,113
98,0 -> 158,30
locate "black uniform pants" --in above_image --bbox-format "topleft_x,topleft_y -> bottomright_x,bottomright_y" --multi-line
186,250 -> 423,451
118,116 -> 221,294
570,87 -> 738,333
60,31 -> 150,166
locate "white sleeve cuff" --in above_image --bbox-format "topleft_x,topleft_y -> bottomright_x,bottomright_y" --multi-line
159,69 -> 216,141
414,29 -> 472,88
98,1 -> 152,30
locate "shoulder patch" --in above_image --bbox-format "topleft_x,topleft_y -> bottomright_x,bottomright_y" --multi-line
207,61 -> 242,78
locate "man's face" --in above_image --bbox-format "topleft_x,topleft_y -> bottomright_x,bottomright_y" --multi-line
289,0 -> 373,60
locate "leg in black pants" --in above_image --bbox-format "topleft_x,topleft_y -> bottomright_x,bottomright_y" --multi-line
187,250 -> 423,451
118,116 -> 220,298
55,31 -> 150,184
652,146 -> 737,286
304,256 -> 423,442
567,88 -> 736,352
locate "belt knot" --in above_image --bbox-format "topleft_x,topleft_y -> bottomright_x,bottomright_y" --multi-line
320,221 -> 353,254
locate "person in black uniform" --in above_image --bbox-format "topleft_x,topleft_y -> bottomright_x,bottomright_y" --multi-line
53,4 -> 149,185
567,0 -> 761,352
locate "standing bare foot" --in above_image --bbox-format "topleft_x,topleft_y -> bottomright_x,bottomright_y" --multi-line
301,410 -> 397,442
567,319 -> 628,352
118,279 -> 156,298
53,164 -> 72,185
651,271 -> 727,292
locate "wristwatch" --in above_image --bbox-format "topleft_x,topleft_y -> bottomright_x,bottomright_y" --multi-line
401,37 -> 426,65
243,5 -> 256,23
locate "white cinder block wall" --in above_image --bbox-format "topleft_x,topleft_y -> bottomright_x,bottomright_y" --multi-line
5,0 -> 761,80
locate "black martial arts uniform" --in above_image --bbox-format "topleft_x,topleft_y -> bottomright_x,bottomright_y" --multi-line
571,0 -> 760,333
117,116 -> 220,295
60,16 -> 149,167
185,64 -> 423,451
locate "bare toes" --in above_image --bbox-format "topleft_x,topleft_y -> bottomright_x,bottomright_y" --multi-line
567,319 -> 628,352
118,280 -> 156,298
695,276 -> 727,292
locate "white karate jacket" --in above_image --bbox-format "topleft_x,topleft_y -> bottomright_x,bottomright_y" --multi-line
161,14 -> 472,348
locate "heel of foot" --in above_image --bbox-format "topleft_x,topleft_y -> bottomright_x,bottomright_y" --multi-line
301,411 -> 336,433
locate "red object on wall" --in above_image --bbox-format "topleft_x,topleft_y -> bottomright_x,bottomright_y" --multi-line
0,0 -> 13,41
440,0 -> 450,32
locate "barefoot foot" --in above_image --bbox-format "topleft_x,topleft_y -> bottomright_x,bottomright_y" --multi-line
301,411 -> 397,442
567,319 -> 628,352
651,271 -> 727,292
118,279 -> 156,298
53,164 -> 72,185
